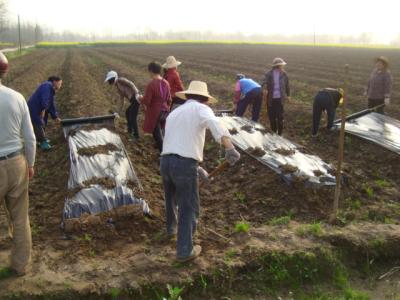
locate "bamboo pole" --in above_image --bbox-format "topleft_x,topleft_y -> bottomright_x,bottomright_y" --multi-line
330,64 -> 349,223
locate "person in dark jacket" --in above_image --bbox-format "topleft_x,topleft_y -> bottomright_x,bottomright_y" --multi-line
233,74 -> 262,122
105,70 -> 141,140
27,76 -> 62,150
261,58 -> 290,135
366,56 -> 393,114
312,88 -> 343,137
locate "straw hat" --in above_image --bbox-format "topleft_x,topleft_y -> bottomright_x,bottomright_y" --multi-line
375,56 -> 389,67
162,56 -> 182,69
176,81 -> 217,103
272,57 -> 287,67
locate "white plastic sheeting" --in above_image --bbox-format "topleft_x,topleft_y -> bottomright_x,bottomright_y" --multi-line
217,115 -> 336,187
62,125 -> 150,220
339,112 -> 400,154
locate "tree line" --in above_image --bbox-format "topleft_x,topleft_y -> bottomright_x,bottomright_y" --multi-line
1,0 -> 399,46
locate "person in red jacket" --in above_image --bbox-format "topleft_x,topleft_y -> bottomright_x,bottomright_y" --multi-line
163,56 -> 185,110
139,62 -> 172,152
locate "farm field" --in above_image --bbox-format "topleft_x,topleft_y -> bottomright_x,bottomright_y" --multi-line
1,44 -> 400,299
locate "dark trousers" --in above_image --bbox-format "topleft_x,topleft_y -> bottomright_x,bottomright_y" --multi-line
368,98 -> 385,114
32,124 -> 45,143
153,112 -> 167,153
170,97 -> 186,111
268,98 -> 284,135
236,87 -> 262,122
312,92 -> 336,135
126,98 -> 140,137
160,154 -> 199,258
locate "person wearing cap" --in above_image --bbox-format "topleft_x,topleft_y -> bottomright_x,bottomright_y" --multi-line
138,61 -> 172,152
233,74 -> 262,122
366,56 -> 393,114
105,71 -> 141,140
27,76 -> 62,150
0,51 -> 36,277
163,56 -> 185,110
161,80 -> 240,263
261,58 -> 291,135
312,88 -> 344,137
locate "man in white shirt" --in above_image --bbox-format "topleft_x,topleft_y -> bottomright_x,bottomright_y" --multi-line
161,81 -> 240,263
0,51 -> 36,276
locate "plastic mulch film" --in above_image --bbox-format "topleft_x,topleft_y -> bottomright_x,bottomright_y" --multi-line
217,115 -> 336,187
336,112 -> 400,154
62,125 -> 150,220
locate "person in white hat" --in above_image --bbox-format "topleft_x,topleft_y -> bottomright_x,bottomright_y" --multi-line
161,81 -> 240,263
261,57 -> 291,135
105,70 -> 141,140
163,56 -> 185,110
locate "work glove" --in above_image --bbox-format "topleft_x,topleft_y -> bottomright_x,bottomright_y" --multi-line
225,147 -> 240,165
197,167 -> 209,183
384,97 -> 390,105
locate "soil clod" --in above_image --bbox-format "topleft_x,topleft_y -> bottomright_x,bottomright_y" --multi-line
280,164 -> 299,174
229,128 -> 239,135
274,148 -> 296,156
77,143 -> 119,156
247,147 -> 266,157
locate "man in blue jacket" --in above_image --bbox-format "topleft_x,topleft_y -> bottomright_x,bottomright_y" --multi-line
233,74 -> 262,122
28,76 -> 62,150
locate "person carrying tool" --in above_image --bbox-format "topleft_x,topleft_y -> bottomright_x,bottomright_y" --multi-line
261,58 -> 291,136
0,52 -> 36,277
163,56 -> 185,110
27,76 -> 62,150
233,74 -> 262,122
366,56 -> 393,114
138,62 -> 171,152
105,71 -> 141,140
161,80 -> 240,263
312,88 -> 344,137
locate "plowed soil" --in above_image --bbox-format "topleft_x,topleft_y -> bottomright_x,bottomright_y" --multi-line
1,44 -> 400,299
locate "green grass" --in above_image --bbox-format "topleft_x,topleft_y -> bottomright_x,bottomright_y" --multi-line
296,222 -> 324,237
234,191 -> 247,204
4,48 -> 35,60
375,179 -> 391,188
35,40 -> 400,49
269,215 -> 291,226
0,267 -> 14,280
234,221 -> 250,233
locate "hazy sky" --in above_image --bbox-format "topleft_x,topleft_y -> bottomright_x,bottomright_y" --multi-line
7,0 -> 400,42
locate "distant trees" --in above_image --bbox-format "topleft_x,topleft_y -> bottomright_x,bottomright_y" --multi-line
0,0 -> 398,46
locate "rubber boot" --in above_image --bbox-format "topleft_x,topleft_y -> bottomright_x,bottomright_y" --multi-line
40,141 -> 52,151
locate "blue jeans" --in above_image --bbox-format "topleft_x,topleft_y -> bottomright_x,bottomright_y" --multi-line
236,87 -> 262,122
160,154 -> 199,258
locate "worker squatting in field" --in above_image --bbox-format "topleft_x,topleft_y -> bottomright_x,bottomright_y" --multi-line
27,76 -> 62,150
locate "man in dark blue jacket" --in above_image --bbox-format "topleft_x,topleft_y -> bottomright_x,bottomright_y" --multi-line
312,88 -> 343,137
28,76 -> 62,150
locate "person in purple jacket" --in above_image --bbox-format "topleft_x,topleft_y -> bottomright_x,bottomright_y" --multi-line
27,76 -> 62,150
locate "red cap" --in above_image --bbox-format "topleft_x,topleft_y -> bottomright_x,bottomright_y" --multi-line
0,52 -> 9,76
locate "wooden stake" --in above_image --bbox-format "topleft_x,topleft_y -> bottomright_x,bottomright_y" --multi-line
330,64 -> 349,223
